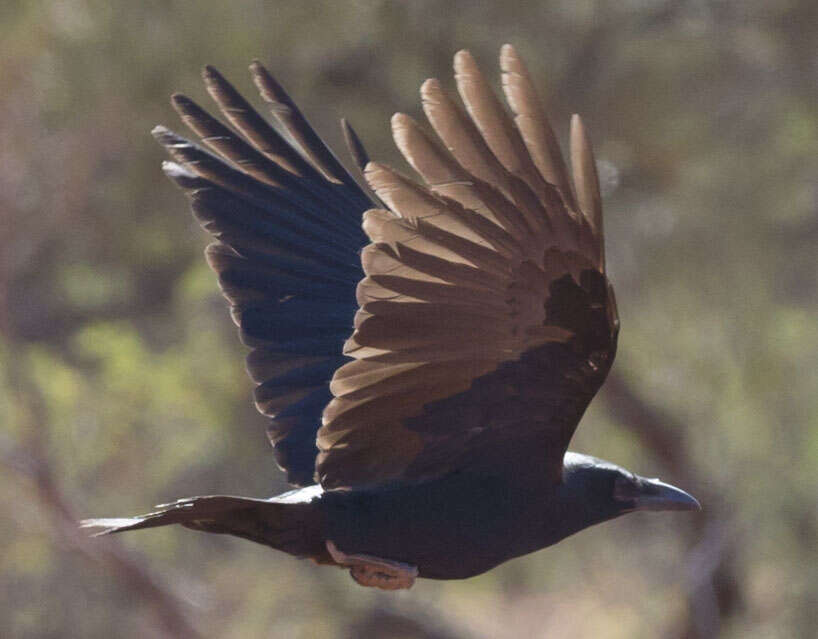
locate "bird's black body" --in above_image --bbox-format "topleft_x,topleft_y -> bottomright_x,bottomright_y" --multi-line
319,453 -> 624,579
83,46 -> 699,589
324,471 -> 548,580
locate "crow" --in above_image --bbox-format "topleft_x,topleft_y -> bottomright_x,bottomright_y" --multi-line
83,45 -> 699,590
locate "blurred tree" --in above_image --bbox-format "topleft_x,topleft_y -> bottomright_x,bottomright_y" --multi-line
2,1 -> 817,637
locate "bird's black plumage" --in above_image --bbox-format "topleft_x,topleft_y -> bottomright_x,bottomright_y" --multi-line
83,45 -> 699,589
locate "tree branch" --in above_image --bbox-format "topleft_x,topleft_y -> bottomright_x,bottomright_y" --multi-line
602,370 -> 742,639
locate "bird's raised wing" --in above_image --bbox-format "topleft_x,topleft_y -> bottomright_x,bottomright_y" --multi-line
156,63 -> 372,486
316,46 -> 619,489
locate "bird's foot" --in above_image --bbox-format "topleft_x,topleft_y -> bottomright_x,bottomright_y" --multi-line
326,540 -> 418,590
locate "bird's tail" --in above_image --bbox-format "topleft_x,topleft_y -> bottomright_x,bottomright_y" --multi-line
81,494 -> 324,557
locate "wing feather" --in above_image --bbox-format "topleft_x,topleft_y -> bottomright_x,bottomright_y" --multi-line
420,78 -> 515,201
318,47 -> 618,489
159,47 -> 619,490
201,64 -> 316,179
158,66 -> 370,486
499,44 -> 577,211
454,50 -> 552,212
249,60 -> 362,193
570,114 -> 604,269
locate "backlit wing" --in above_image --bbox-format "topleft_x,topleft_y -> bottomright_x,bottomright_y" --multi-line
317,46 -> 619,488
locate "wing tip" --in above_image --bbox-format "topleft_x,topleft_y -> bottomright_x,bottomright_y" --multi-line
249,60 -> 285,104
170,92 -> 197,115
151,124 -> 179,146
420,77 -> 440,90
569,113 -> 604,259
390,111 -> 415,133
499,43 -> 518,65
160,159 -> 196,180
499,43 -> 528,80
453,48 -> 475,69
420,78 -> 443,103
151,126 -> 196,157
390,112 -> 419,154
341,117 -> 369,171
201,64 -> 224,86
569,113 -> 595,184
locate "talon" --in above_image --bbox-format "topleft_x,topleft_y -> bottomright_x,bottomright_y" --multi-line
325,539 -> 418,590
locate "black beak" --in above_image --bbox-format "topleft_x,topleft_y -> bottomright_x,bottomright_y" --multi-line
631,477 -> 701,512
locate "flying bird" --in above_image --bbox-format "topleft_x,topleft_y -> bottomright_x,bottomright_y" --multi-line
83,45 -> 699,590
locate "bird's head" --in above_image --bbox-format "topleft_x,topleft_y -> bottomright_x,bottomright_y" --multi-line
560,452 -> 700,527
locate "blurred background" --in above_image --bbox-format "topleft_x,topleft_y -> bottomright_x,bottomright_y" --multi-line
2,1 -> 817,637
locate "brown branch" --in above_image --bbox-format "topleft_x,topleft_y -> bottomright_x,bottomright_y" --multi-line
602,372 -> 689,479
602,370 -> 743,639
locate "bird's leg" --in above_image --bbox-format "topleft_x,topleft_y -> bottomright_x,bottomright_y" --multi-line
325,540 -> 418,590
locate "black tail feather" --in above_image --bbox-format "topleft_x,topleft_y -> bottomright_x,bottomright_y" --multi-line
81,494 -> 324,557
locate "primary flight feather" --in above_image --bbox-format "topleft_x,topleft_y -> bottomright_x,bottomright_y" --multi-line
83,45 -> 698,590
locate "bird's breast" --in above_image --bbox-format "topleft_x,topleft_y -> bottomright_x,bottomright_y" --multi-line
321,472 -> 556,580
